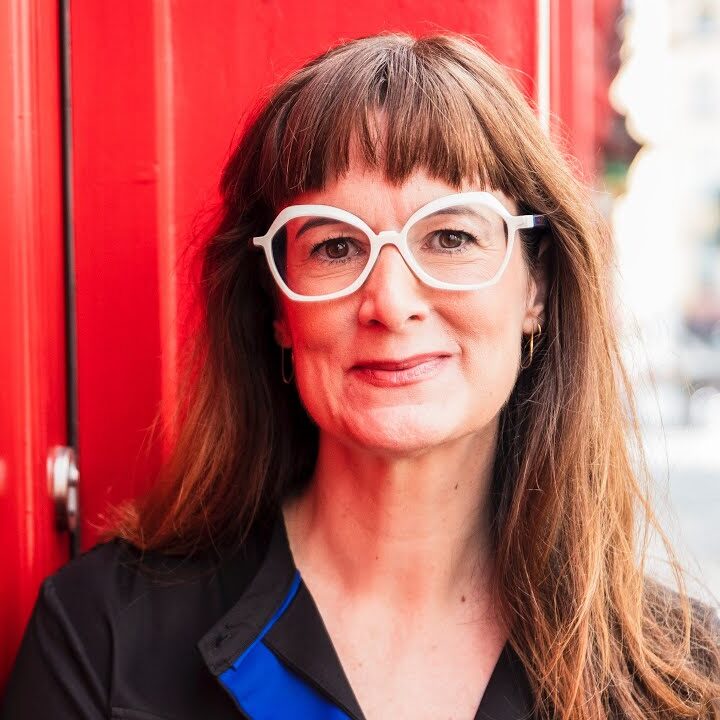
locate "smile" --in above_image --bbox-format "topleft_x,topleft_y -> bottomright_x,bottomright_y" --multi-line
350,354 -> 451,387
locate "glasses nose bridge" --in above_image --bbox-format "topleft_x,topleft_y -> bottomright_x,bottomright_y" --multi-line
375,228 -> 404,247
371,228 -> 411,270
362,227 -> 420,289
372,228 -> 409,263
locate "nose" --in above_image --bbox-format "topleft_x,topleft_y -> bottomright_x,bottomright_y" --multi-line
357,244 -> 430,330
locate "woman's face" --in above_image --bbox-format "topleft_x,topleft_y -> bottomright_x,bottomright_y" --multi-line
273,164 -> 546,456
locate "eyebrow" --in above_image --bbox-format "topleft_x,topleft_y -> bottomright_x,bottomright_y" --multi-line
423,206 -> 492,224
294,217 -> 351,239
293,203 -> 493,239
429,206 -> 470,216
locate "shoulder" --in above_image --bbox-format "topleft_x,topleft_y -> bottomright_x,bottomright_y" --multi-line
34,539 -> 228,679
48,537 -> 221,610
647,580 -> 720,680
46,531 -> 268,643
45,538 -> 144,614
689,596 -> 720,634
688,596 -> 720,672
3,534 -> 268,719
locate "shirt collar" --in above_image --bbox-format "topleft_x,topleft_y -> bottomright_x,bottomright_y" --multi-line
198,515 -> 535,720
198,516 -> 365,718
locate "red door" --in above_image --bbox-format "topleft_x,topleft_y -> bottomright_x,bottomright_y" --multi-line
1,0 -> 616,687
0,0 -> 69,685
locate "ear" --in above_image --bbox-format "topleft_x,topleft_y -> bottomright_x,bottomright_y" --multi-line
273,309 -> 292,348
522,237 -> 550,334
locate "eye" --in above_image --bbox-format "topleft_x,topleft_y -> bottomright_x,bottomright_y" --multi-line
428,229 -> 478,251
324,238 -> 351,259
439,231 -> 466,249
309,236 -> 364,263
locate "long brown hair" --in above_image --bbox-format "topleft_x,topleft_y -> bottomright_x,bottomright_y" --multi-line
112,33 -> 720,719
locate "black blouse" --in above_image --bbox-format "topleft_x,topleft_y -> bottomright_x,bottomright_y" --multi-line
1,516 -> 535,719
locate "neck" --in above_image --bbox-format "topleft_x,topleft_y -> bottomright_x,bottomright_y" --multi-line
283,423 -> 499,611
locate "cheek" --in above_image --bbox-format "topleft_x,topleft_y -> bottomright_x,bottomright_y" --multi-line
305,302 -> 359,345
455,279 -> 527,391
282,302 -> 348,355
459,307 -> 521,384
283,306 -> 351,415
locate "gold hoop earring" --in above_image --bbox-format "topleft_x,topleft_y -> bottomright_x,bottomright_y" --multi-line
520,321 -> 542,371
281,346 -> 294,384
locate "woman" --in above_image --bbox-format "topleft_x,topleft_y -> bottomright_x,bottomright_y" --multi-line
3,32 -> 719,720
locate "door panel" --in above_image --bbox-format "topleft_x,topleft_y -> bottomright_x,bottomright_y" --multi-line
0,0 -> 68,686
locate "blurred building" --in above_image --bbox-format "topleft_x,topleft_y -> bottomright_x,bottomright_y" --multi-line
612,0 -> 720,426
611,0 -> 720,599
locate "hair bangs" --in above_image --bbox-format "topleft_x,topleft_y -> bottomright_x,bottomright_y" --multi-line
257,36 -> 521,210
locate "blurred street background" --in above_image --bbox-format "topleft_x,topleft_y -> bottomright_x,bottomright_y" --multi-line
608,0 -> 720,600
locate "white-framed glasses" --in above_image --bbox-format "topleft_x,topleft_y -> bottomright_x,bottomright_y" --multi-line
253,191 -> 547,302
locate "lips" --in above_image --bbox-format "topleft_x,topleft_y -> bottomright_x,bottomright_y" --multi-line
350,353 -> 452,388
352,352 -> 451,371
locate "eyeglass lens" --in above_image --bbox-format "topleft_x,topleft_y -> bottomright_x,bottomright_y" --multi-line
271,203 -> 509,296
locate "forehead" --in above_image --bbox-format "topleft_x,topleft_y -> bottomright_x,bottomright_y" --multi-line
284,164 -> 518,225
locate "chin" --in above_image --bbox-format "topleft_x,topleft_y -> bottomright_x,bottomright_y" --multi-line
340,405 -> 461,456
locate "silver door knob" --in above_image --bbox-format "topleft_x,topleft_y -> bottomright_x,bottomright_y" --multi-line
48,446 -> 79,532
